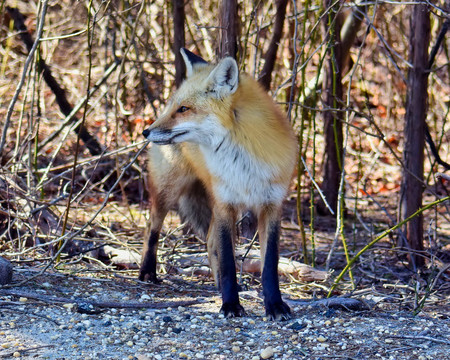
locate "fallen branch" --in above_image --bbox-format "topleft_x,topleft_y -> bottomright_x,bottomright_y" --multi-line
286,296 -> 368,311
0,289 -> 205,310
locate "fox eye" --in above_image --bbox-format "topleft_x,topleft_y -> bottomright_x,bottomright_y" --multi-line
177,106 -> 190,113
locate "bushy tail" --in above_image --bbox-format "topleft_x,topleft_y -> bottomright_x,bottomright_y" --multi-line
178,180 -> 211,239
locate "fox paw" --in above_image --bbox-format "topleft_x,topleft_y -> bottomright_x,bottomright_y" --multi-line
220,302 -> 246,318
265,300 -> 291,321
138,271 -> 161,284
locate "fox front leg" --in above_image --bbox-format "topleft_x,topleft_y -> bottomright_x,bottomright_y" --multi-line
207,206 -> 245,318
258,206 -> 291,321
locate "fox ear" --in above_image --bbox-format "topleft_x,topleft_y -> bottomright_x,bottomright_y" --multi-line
180,48 -> 208,77
208,57 -> 239,98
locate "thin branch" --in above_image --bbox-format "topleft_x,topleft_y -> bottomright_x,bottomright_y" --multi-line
0,1 -> 49,157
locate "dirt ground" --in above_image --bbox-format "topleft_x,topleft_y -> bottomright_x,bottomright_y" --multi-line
1,260 -> 449,360
1,196 -> 449,360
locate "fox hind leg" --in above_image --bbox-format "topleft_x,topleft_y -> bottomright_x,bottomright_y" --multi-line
139,200 -> 168,283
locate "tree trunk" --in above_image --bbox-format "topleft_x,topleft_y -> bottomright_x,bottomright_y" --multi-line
172,0 -> 186,87
399,3 -> 430,269
219,0 -> 239,59
259,0 -> 288,90
317,0 -> 344,215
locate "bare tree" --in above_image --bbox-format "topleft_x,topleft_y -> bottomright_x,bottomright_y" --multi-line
173,0 -> 186,87
219,0 -> 239,59
399,3 -> 431,269
259,0 -> 288,90
318,0 -> 344,215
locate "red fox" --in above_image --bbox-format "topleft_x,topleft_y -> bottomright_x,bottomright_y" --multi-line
140,48 -> 297,320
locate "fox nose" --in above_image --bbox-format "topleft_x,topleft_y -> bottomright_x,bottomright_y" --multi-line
143,128 -> 150,138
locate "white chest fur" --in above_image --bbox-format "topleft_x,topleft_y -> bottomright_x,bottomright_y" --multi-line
200,135 -> 286,207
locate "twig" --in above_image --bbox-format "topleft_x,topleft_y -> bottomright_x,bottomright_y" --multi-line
300,156 -> 335,215
0,345 -> 55,359
386,334 -> 450,346
309,355 -> 357,360
0,307 -> 60,325
37,59 -> 119,153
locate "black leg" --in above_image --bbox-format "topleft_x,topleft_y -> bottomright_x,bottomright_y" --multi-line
262,221 -> 291,321
139,230 -> 161,283
217,224 -> 245,317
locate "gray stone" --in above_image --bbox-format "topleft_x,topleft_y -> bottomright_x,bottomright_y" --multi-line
0,256 -> 13,285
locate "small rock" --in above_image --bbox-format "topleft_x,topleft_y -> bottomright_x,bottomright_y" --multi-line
76,302 -> 100,314
232,346 -> 240,353
162,316 -> 173,323
82,320 -> 92,327
173,327 -> 183,334
75,325 -> 87,332
0,257 -> 13,285
325,308 -> 336,318
290,321 -> 305,331
260,346 -> 274,359
317,336 -> 327,343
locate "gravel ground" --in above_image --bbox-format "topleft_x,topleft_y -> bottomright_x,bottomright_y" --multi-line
1,271 -> 449,360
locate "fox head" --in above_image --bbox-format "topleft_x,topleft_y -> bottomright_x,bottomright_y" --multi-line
142,48 -> 239,146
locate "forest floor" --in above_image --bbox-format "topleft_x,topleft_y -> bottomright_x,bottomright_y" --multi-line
1,201 -> 450,360
0,264 -> 449,360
